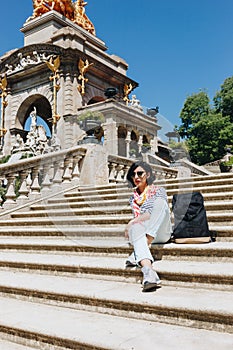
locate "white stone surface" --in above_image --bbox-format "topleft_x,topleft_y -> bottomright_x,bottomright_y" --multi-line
0,296 -> 232,350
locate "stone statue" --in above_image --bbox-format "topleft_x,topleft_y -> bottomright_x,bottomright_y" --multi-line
130,95 -> 143,111
11,134 -> 25,154
30,107 -> 37,131
25,107 -> 49,155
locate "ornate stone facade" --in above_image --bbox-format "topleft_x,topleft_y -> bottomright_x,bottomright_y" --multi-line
0,6 -> 160,160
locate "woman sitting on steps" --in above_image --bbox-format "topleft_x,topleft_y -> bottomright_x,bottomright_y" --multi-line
125,161 -> 172,292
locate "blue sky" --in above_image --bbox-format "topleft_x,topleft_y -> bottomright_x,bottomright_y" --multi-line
1,0 -> 233,138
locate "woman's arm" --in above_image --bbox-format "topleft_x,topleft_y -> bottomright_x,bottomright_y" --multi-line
125,212 -> 151,239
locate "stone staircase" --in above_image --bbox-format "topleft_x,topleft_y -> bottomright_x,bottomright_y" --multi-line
0,172 -> 232,349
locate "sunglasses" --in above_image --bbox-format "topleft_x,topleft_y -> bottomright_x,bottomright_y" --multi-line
131,171 -> 146,178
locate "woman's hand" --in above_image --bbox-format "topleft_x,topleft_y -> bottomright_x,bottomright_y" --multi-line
125,212 -> 150,239
125,219 -> 134,240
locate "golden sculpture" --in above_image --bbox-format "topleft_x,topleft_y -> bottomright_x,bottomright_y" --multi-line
52,0 -> 75,20
32,0 -> 52,18
46,56 -> 61,134
0,75 -> 8,149
31,1 -> 96,35
123,83 -> 134,105
77,58 -> 93,95
74,0 -> 95,35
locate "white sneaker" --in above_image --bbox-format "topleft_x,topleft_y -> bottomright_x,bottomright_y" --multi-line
141,266 -> 161,292
125,252 -> 138,268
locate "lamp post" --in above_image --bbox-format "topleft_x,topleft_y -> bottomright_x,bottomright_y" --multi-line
0,75 -> 8,152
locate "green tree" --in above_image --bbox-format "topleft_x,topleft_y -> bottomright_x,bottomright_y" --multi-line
178,91 -> 210,138
214,76 -> 233,122
186,113 -> 233,165
177,87 -> 233,165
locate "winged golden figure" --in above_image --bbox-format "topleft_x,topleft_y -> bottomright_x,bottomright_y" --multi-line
0,75 -> 7,92
46,55 -> 61,73
123,83 -> 134,104
78,58 -> 93,77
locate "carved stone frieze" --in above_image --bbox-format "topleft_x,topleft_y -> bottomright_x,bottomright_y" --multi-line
0,44 -> 64,75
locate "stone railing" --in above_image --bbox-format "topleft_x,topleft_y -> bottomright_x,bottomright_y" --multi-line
108,155 -> 178,183
0,148 -> 178,212
178,158 -> 213,176
0,146 -> 86,210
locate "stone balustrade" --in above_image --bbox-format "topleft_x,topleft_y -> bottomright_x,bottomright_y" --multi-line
0,148 -> 178,211
108,154 -> 178,183
0,146 -> 86,210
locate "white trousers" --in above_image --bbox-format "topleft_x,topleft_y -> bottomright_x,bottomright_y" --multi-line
128,198 -> 172,263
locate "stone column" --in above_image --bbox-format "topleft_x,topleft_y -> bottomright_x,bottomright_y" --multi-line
151,135 -> 158,153
125,130 -> 131,158
102,118 -> 118,155
79,144 -> 109,186
138,135 -> 143,153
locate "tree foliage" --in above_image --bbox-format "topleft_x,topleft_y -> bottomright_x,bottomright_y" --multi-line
186,113 -> 233,165
177,81 -> 233,165
213,76 -> 233,122
178,91 -> 210,138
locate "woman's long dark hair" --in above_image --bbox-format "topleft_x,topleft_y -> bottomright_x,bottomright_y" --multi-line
126,161 -> 156,187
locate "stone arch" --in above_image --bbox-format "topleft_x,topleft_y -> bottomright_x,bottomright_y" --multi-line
16,94 -> 53,134
117,125 -> 127,157
83,85 -> 105,105
142,134 -> 150,144
141,134 -> 151,153
87,96 -> 105,105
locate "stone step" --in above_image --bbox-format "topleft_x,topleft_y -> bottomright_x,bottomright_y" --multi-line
0,224 -> 232,240
155,172 -> 233,184
0,339 -> 36,350
0,270 -> 232,333
13,201 -> 233,219
31,194 -> 233,211
66,186 -> 131,197
206,212 -> 233,222
0,251 -> 232,288
1,211 -> 233,226
63,183 -> 233,199
163,177 -> 233,190
0,225 -> 125,237
46,187 -> 233,206
79,175 -> 233,192
0,295 -> 233,350
200,201 -> 233,211
11,202 -> 233,221
0,215 -> 131,226
0,238 -> 232,262
31,198 -> 128,210
54,192 -> 131,202
11,206 -> 132,218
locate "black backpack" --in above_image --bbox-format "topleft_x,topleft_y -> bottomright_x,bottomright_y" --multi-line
172,192 -> 213,243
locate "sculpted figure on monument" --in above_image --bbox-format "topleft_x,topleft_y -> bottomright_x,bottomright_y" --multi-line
32,0 -> 53,18
32,0 -> 75,20
52,0 -> 75,20
31,1 -> 95,35
74,0 -> 96,35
